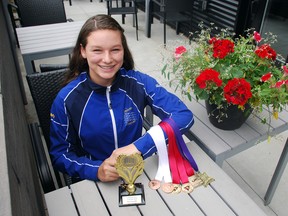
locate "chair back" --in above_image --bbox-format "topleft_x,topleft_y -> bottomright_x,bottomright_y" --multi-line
26,69 -> 67,149
106,0 -> 139,40
107,0 -> 137,15
15,0 -> 67,27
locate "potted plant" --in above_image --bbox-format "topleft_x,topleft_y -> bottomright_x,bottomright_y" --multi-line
162,23 -> 288,130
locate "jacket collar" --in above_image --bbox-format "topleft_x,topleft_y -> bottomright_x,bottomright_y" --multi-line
85,70 -> 123,94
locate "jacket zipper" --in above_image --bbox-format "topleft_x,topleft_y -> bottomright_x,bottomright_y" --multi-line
106,86 -> 118,149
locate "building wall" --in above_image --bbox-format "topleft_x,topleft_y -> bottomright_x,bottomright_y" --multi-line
0,1 -> 45,215
168,0 -> 267,38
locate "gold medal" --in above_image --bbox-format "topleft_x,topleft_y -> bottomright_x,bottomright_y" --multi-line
198,172 -> 215,187
181,182 -> 194,193
188,174 -> 203,188
148,180 -> 161,190
161,182 -> 174,193
171,184 -> 181,194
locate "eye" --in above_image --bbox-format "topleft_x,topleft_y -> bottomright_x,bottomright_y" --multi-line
93,49 -> 102,53
112,48 -> 120,52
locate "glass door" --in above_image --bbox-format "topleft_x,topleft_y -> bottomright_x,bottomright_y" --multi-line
260,0 -> 288,62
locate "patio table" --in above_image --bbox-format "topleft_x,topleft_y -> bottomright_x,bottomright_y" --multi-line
145,84 -> 288,205
183,98 -> 288,205
16,21 -> 84,74
44,141 -> 266,216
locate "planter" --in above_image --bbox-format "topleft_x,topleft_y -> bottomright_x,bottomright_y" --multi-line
205,100 -> 253,130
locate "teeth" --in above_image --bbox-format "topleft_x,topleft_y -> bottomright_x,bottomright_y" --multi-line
100,65 -> 113,69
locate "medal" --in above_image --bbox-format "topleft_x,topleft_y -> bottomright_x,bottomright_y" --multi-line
161,182 -> 174,193
181,182 -> 194,193
188,174 -> 203,188
148,180 -> 161,190
171,184 -> 181,194
198,172 -> 215,187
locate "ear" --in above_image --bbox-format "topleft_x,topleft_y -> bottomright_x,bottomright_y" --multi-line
80,44 -> 87,59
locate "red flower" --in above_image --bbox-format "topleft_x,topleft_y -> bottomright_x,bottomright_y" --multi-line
283,65 -> 288,76
210,39 -> 234,59
272,80 -> 285,88
253,31 -> 262,43
223,78 -> 252,106
209,37 -> 217,44
174,46 -> 187,59
255,44 -> 277,60
260,72 -> 273,82
195,69 -> 222,89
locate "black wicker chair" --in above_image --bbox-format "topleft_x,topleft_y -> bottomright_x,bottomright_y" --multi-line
39,64 -> 68,73
107,0 -> 139,40
12,0 -> 67,27
26,69 -> 78,193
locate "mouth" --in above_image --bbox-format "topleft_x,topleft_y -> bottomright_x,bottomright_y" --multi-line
99,65 -> 115,72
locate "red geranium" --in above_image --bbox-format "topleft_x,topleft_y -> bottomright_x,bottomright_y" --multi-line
255,44 -> 277,60
195,69 -> 222,89
272,80 -> 285,88
223,78 -> 252,106
283,65 -> 288,76
162,25 -> 288,127
174,46 -> 187,60
210,39 -> 234,59
260,72 -> 273,82
253,31 -> 262,43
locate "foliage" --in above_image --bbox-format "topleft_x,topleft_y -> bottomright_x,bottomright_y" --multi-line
162,23 -> 288,123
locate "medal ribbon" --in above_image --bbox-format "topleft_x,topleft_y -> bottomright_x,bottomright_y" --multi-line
159,121 -> 194,184
162,118 -> 199,172
147,125 -> 172,183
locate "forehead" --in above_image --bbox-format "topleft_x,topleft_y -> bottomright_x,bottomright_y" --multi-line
86,29 -> 122,46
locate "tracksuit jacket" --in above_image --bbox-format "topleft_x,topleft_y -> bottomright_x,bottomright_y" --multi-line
50,68 -> 194,181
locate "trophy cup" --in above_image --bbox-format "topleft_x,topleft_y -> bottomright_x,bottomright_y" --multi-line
115,153 -> 145,207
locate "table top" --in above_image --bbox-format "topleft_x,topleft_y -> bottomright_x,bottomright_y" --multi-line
45,141 -> 266,216
184,96 -> 288,165
16,21 -> 84,55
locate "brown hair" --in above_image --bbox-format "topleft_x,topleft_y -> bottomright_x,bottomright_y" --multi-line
64,14 -> 134,84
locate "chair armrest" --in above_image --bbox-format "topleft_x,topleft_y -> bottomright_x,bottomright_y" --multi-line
28,123 -> 56,193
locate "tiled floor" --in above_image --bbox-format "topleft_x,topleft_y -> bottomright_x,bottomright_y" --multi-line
24,0 -> 288,215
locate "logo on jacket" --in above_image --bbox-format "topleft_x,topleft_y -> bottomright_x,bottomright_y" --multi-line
124,107 -> 136,126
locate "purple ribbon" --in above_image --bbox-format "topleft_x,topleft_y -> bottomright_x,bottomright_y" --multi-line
163,118 -> 199,172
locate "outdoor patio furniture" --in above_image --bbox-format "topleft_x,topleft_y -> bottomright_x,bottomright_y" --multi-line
106,0 -> 139,40
26,69 -> 68,192
148,0 -> 193,45
11,0 -> 67,27
44,141 -> 267,215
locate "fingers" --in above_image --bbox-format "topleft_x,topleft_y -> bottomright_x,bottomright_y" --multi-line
97,144 -> 141,182
111,144 -> 141,160
98,158 -> 119,182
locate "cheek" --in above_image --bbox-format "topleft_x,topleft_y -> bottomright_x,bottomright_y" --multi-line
115,52 -> 124,63
86,53 -> 102,64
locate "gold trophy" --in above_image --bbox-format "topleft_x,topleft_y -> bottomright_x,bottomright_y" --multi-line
115,153 -> 145,207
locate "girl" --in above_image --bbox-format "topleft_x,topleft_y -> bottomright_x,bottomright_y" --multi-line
50,14 -> 194,182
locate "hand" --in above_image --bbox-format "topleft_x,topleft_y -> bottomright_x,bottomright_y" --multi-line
110,143 -> 141,164
97,144 -> 140,182
97,157 -> 119,182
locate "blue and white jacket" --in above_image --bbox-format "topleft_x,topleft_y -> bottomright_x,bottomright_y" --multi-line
50,68 -> 194,181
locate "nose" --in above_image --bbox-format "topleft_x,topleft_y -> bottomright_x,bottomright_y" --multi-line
102,51 -> 112,63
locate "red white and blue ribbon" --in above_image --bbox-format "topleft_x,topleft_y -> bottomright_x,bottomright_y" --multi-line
147,125 -> 172,183
149,118 -> 199,186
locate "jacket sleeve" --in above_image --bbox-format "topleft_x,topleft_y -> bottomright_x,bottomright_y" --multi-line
49,93 -> 101,181
133,73 -> 194,158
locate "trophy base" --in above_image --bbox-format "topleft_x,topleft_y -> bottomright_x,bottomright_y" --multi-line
118,183 -> 145,207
